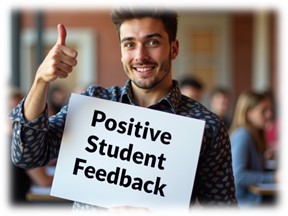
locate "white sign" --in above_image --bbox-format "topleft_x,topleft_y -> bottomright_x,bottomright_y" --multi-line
51,93 -> 205,211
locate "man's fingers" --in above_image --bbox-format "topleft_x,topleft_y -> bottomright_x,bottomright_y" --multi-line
56,23 -> 67,46
55,24 -> 77,58
57,61 -> 74,74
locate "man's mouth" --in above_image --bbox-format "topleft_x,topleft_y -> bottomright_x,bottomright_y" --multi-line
133,65 -> 156,73
134,67 -> 152,72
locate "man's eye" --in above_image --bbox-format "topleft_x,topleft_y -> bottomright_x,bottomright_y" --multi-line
146,40 -> 159,47
123,42 -> 134,49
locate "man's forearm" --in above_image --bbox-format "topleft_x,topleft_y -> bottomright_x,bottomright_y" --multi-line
24,76 -> 49,121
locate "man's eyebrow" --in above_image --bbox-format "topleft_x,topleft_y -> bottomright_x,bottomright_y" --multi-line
121,37 -> 134,43
121,33 -> 163,43
145,33 -> 163,39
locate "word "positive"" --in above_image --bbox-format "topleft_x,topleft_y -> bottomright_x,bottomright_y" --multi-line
91,110 -> 172,145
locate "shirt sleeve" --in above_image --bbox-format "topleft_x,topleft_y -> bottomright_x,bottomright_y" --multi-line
9,97 -> 67,169
192,120 -> 238,206
230,128 -> 274,185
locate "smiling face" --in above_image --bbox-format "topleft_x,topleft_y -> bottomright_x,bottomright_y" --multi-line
119,17 -> 178,91
247,98 -> 273,130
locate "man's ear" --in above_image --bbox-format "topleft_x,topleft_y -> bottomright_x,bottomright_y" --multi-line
171,39 -> 179,60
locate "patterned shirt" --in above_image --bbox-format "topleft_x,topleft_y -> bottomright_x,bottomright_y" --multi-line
10,80 -> 237,209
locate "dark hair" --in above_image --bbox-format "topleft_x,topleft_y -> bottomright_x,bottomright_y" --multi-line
210,87 -> 230,98
179,76 -> 203,90
111,7 -> 178,43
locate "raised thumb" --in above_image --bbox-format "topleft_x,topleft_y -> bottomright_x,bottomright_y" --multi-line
56,23 -> 67,46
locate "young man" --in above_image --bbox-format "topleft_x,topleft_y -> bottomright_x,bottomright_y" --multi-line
10,8 -> 237,210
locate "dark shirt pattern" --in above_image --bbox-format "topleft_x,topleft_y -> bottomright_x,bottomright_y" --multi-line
10,80 -> 237,209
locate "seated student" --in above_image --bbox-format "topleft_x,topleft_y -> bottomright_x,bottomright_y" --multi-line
47,85 -> 69,117
209,87 -> 232,129
179,76 -> 204,101
229,90 -> 278,207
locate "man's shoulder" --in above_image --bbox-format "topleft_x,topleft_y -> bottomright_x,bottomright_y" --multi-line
179,95 -> 220,121
82,84 -> 124,100
178,96 -> 227,139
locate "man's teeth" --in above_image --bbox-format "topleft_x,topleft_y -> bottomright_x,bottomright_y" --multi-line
136,67 -> 151,72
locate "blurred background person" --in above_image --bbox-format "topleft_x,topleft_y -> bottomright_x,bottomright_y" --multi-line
208,87 -> 232,129
262,90 -> 279,162
47,85 -> 69,117
179,76 -> 204,102
8,87 -> 54,204
229,90 -> 278,208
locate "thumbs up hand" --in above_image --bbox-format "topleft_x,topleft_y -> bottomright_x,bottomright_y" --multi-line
35,24 -> 78,83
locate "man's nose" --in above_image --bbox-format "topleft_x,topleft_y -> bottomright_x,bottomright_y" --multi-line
135,45 -> 149,62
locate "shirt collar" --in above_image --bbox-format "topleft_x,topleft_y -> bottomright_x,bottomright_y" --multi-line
120,80 -> 182,114
120,80 -> 136,105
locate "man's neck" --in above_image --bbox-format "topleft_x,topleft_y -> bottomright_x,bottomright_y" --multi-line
131,79 -> 173,107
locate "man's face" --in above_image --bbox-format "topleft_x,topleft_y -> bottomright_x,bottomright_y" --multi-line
119,17 -> 178,90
